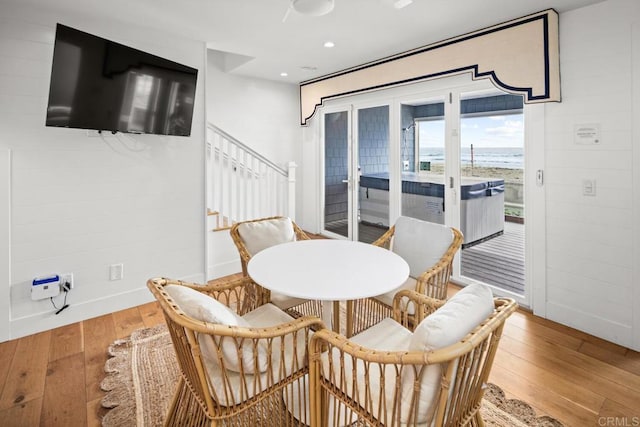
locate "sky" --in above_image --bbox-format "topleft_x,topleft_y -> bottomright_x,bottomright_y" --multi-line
419,113 -> 524,148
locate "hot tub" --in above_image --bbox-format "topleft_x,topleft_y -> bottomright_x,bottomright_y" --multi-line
359,172 -> 504,247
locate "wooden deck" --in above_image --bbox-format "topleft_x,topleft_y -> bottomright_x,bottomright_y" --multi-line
461,221 -> 524,295
326,219 -> 525,295
324,219 -> 388,243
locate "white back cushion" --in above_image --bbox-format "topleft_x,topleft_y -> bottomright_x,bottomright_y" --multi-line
237,217 -> 296,256
403,283 -> 495,424
392,216 -> 454,279
164,284 -> 268,373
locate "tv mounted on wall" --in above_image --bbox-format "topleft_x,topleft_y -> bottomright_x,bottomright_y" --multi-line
46,24 -> 198,137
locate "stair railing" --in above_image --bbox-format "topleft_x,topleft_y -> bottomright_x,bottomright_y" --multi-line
207,124 -> 296,230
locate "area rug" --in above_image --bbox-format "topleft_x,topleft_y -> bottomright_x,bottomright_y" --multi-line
100,324 -> 564,427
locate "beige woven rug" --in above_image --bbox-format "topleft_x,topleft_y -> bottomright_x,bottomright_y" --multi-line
100,324 -> 563,427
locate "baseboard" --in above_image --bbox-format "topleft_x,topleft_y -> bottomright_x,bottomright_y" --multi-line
546,301 -> 634,350
9,287 -> 153,341
7,271 -> 207,342
208,259 -> 241,280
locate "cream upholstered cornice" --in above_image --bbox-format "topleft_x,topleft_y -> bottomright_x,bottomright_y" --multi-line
299,9 -> 559,125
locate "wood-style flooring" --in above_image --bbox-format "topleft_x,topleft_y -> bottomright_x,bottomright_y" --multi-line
0,280 -> 638,426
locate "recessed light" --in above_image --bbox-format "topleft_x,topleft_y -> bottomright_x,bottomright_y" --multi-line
323,41 -> 335,48
394,0 -> 413,9
280,72 -> 288,77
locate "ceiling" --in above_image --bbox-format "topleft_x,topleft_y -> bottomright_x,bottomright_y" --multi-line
18,0 -> 605,84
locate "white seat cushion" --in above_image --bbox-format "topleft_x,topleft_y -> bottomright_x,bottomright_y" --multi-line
320,318 -> 414,425
237,217 -> 297,256
349,317 -> 412,349
269,291 -> 310,311
372,276 -> 417,313
200,303 -> 310,406
164,284 -> 267,373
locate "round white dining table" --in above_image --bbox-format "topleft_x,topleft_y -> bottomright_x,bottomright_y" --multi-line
247,239 -> 410,331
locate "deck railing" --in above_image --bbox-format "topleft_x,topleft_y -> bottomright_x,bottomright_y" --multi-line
207,124 -> 296,230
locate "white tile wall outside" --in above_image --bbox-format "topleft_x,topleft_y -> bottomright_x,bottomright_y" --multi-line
544,0 -> 639,348
0,2 -> 207,339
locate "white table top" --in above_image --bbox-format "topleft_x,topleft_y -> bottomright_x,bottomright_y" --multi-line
247,239 -> 410,301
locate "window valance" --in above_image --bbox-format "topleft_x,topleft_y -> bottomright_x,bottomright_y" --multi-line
299,9 -> 559,125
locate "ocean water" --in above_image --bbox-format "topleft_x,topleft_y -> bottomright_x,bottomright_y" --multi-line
419,147 -> 523,169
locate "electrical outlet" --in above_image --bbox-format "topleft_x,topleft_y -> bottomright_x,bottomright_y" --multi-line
582,179 -> 596,196
60,272 -> 74,289
109,263 -> 124,281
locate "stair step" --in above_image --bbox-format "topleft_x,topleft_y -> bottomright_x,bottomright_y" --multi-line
209,213 -> 233,232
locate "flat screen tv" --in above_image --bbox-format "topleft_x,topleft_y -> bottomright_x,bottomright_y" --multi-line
46,24 -> 198,137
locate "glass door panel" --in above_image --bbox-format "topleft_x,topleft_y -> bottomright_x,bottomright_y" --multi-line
457,92 -> 526,297
357,105 -> 390,243
323,110 -> 350,238
400,100 -> 446,224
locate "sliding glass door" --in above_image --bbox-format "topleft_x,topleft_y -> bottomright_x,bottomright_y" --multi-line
322,104 -> 391,243
318,75 -> 540,308
399,98 -> 447,225
457,92 -> 525,297
322,109 -> 351,239
397,86 -> 528,303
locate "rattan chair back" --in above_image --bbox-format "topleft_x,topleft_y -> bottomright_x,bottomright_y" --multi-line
147,276 -> 323,426
311,290 -> 517,426
230,216 -> 310,276
229,216 -> 321,319
348,219 -> 463,336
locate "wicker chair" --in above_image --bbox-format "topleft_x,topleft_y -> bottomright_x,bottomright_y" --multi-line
348,216 -> 463,336
147,276 -> 325,427
310,284 -> 518,427
230,216 -> 322,318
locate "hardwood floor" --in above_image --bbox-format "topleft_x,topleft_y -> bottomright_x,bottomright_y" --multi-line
0,281 -> 638,426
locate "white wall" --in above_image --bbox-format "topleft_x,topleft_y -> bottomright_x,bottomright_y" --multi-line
543,0 -> 639,349
206,50 -> 301,168
0,151 -> 11,342
297,0 -> 640,350
0,2 -> 207,340
205,50 -> 303,279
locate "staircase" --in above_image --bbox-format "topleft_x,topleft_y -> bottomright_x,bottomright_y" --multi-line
207,124 -> 296,231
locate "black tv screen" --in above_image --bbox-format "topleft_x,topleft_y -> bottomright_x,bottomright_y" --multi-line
46,24 -> 198,136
